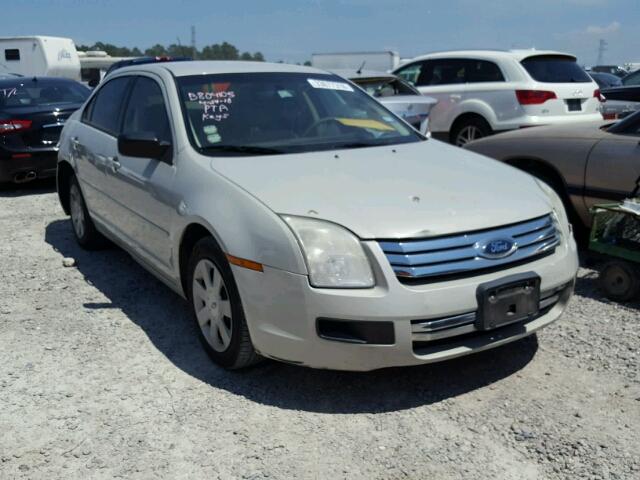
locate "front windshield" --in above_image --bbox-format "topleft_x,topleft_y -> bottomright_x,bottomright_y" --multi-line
177,72 -> 421,155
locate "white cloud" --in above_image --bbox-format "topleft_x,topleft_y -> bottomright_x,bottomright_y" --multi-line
585,21 -> 621,35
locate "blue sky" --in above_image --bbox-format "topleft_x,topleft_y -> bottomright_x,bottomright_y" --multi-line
4,0 -> 638,65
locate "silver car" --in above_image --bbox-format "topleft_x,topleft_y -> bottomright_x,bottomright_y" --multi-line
56,61 -> 578,371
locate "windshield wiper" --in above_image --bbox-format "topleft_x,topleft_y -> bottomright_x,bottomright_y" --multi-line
200,145 -> 284,155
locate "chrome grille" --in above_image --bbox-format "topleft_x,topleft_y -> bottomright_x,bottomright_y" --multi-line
379,214 -> 560,281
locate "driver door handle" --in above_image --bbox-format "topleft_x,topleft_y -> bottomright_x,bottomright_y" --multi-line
108,156 -> 121,173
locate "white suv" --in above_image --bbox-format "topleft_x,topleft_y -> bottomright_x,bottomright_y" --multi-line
394,50 -> 603,146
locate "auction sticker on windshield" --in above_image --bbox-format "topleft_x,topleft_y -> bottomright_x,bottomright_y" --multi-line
307,79 -> 354,92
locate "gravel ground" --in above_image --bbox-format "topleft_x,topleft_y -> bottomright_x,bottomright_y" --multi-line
1,181 -> 639,480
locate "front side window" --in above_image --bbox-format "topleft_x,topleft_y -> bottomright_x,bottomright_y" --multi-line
84,77 -> 131,135
415,59 -> 468,86
177,72 -> 421,155
121,77 -> 172,145
521,55 -> 592,83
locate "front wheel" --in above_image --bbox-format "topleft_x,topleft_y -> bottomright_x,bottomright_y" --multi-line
187,238 -> 261,369
451,117 -> 492,147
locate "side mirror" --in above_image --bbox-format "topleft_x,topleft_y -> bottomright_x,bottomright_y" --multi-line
118,132 -> 171,161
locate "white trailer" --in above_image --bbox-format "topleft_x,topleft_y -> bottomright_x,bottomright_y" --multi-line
0,36 -> 81,80
312,51 -> 400,72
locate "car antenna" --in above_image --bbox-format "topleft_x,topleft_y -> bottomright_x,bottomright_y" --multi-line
356,61 -> 366,75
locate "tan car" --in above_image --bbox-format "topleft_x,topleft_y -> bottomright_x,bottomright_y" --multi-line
464,111 -> 640,233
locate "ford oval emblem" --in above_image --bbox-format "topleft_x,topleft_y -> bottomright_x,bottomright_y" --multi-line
479,238 -> 517,259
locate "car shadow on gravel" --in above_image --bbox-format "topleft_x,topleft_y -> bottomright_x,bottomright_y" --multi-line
45,219 -> 539,414
0,179 -> 56,197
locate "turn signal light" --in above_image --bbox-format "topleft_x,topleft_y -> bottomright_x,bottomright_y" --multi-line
515,90 -> 557,105
0,120 -> 32,135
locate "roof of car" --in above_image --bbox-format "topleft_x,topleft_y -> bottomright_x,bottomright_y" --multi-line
331,69 -> 396,80
114,60 -> 331,77
405,49 -> 576,63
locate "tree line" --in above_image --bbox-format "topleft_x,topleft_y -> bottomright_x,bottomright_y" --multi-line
76,41 -> 265,61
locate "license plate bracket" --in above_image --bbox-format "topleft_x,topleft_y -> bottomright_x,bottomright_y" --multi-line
566,99 -> 582,112
476,273 -> 540,331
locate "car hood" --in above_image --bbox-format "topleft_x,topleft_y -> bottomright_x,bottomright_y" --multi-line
208,140 -> 553,239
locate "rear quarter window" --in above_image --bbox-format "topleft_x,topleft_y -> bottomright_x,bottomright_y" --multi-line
521,55 -> 592,83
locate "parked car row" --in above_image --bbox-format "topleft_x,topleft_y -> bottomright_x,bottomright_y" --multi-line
52,60 -> 579,371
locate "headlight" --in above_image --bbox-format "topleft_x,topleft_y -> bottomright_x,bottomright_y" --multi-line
534,179 -> 571,235
281,215 -> 375,288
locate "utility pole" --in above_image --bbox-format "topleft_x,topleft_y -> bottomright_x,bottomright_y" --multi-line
596,39 -> 607,66
191,25 -> 197,60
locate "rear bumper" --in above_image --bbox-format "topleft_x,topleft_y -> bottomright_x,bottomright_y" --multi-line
0,149 -> 58,183
501,113 -> 604,130
233,236 -> 579,371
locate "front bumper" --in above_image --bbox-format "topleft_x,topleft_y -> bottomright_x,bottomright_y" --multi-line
0,149 -> 58,183
233,236 -> 578,371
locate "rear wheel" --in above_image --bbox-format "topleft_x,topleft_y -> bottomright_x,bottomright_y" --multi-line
187,237 -> 261,369
599,260 -> 640,302
451,117 -> 492,146
68,175 -> 106,249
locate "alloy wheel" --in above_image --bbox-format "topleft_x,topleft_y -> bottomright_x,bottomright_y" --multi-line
456,125 -> 483,146
192,259 -> 233,352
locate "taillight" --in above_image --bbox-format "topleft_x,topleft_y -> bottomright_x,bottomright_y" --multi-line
515,90 -> 557,105
602,112 -> 617,120
0,120 -> 32,135
594,89 -> 605,102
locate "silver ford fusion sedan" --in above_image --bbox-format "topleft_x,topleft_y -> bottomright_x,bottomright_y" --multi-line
56,61 -> 578,371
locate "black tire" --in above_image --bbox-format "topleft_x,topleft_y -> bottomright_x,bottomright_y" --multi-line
451,117 -> 492,147
599,260 -> 640,302
68,175 -> 107,250
187,237 -> 261,369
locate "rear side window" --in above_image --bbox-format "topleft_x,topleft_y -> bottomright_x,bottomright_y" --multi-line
521,55 -> 591,83
5,49 -> 20,61
83,77 -> 131,135
466,60 -> 505,83
121,77 -> 172,145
